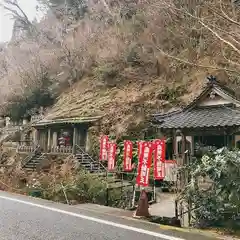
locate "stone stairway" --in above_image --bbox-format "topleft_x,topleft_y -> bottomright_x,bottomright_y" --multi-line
22,151 -> 46,172
75,152 -> 106,173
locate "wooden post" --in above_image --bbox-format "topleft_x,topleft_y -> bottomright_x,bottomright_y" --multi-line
52,132 -> 58,147
178,132 -> 187,189
47,128 -> 51,151
153,180 -> 156,202
132,184 -> 136,208
78,128 -> 82,148
175,199 -> 178,218
85,128 -> 91,152
105,186 -> 109,206
173,129 -> 177,158
73,126 -> 77,154
33,129 -> 39,146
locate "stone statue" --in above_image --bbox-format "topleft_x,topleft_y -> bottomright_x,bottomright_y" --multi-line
5,117 -> 10,127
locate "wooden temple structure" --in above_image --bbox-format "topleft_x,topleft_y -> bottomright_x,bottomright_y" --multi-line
18,116 -> 101,154
152,76 -> 240,161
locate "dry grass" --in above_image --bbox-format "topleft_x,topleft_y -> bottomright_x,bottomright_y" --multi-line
47,75 -> 177,135
0,154 -> 76,193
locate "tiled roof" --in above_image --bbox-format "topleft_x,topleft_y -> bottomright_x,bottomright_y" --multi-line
154,106 -> 240,129
32,116 -> 102,127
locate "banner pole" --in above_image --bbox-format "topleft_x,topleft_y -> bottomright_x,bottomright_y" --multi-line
153,179 -> 156,202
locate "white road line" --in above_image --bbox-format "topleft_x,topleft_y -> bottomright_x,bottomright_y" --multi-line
0,195 -> 185,240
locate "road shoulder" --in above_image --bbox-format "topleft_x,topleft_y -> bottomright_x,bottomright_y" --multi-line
0,191 -> 232,240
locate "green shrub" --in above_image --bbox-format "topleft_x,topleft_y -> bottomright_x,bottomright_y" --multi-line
40,171 -> 108,204
182,148 -> 240,230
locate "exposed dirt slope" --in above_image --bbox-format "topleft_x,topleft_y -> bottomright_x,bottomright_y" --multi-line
47,69 -> 209,135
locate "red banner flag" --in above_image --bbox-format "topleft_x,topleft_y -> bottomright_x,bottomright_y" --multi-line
136,142 -> 154,187
108,142 -> 117,171
153,139 -> 166,180
123,140 -> 133,171
99,135 -> 109,161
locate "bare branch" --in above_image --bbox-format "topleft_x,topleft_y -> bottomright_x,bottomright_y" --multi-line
219,0 -> 240,27
198,20 -> 240,55
154,45 -> 238,74
1,0 -> 33,29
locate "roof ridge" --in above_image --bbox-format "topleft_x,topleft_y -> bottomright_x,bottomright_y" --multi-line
153,105 -> 240,129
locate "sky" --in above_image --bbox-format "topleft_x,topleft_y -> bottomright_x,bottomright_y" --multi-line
0,0 -> 39,42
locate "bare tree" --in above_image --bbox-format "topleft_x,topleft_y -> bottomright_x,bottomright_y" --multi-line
0,0 -> 36,36
145,0 -> 240,74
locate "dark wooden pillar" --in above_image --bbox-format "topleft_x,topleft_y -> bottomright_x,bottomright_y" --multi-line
178,131 -> 187,189
72,126 -> 77,154
172,129 -> 177,159
85,127 -> 91,152
33,129 -> 39,146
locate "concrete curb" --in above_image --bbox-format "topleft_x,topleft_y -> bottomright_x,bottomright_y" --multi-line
158,224 -> 240,240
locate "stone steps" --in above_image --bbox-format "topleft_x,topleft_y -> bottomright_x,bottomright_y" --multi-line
75,153 -> 105,173
23,153 -> 45,171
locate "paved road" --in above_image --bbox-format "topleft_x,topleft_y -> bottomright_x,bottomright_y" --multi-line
0,191 -> 217,240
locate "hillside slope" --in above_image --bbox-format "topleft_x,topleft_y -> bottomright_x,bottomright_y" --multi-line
47,69 -> 207,135
1,0 -> 240,136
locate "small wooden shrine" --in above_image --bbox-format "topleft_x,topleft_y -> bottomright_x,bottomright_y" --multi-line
29,116 -> 101,153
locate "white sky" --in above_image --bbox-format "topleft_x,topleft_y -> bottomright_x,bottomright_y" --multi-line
0,0 -> 39,42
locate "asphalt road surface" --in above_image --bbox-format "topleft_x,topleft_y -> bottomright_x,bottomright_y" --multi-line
0,191 -> 218,240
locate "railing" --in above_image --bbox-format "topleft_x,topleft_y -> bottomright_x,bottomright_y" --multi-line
17,145 -> 35,153
50,146 -> 73,154
31,115 -> 44,123
75,144 -> 107,173
17,145 -> 74,154
21,145 -> 40,168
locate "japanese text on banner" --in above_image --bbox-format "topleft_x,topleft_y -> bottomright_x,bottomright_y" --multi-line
136,142 -> 153,187
123,140 -> 133,171
153,139 -> 166,180
108,142 -> 117,171
100,135 -> 108,161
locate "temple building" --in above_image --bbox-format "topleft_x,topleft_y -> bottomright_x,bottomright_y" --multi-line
18,116 -> 101,154
152,76 -> 240,159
